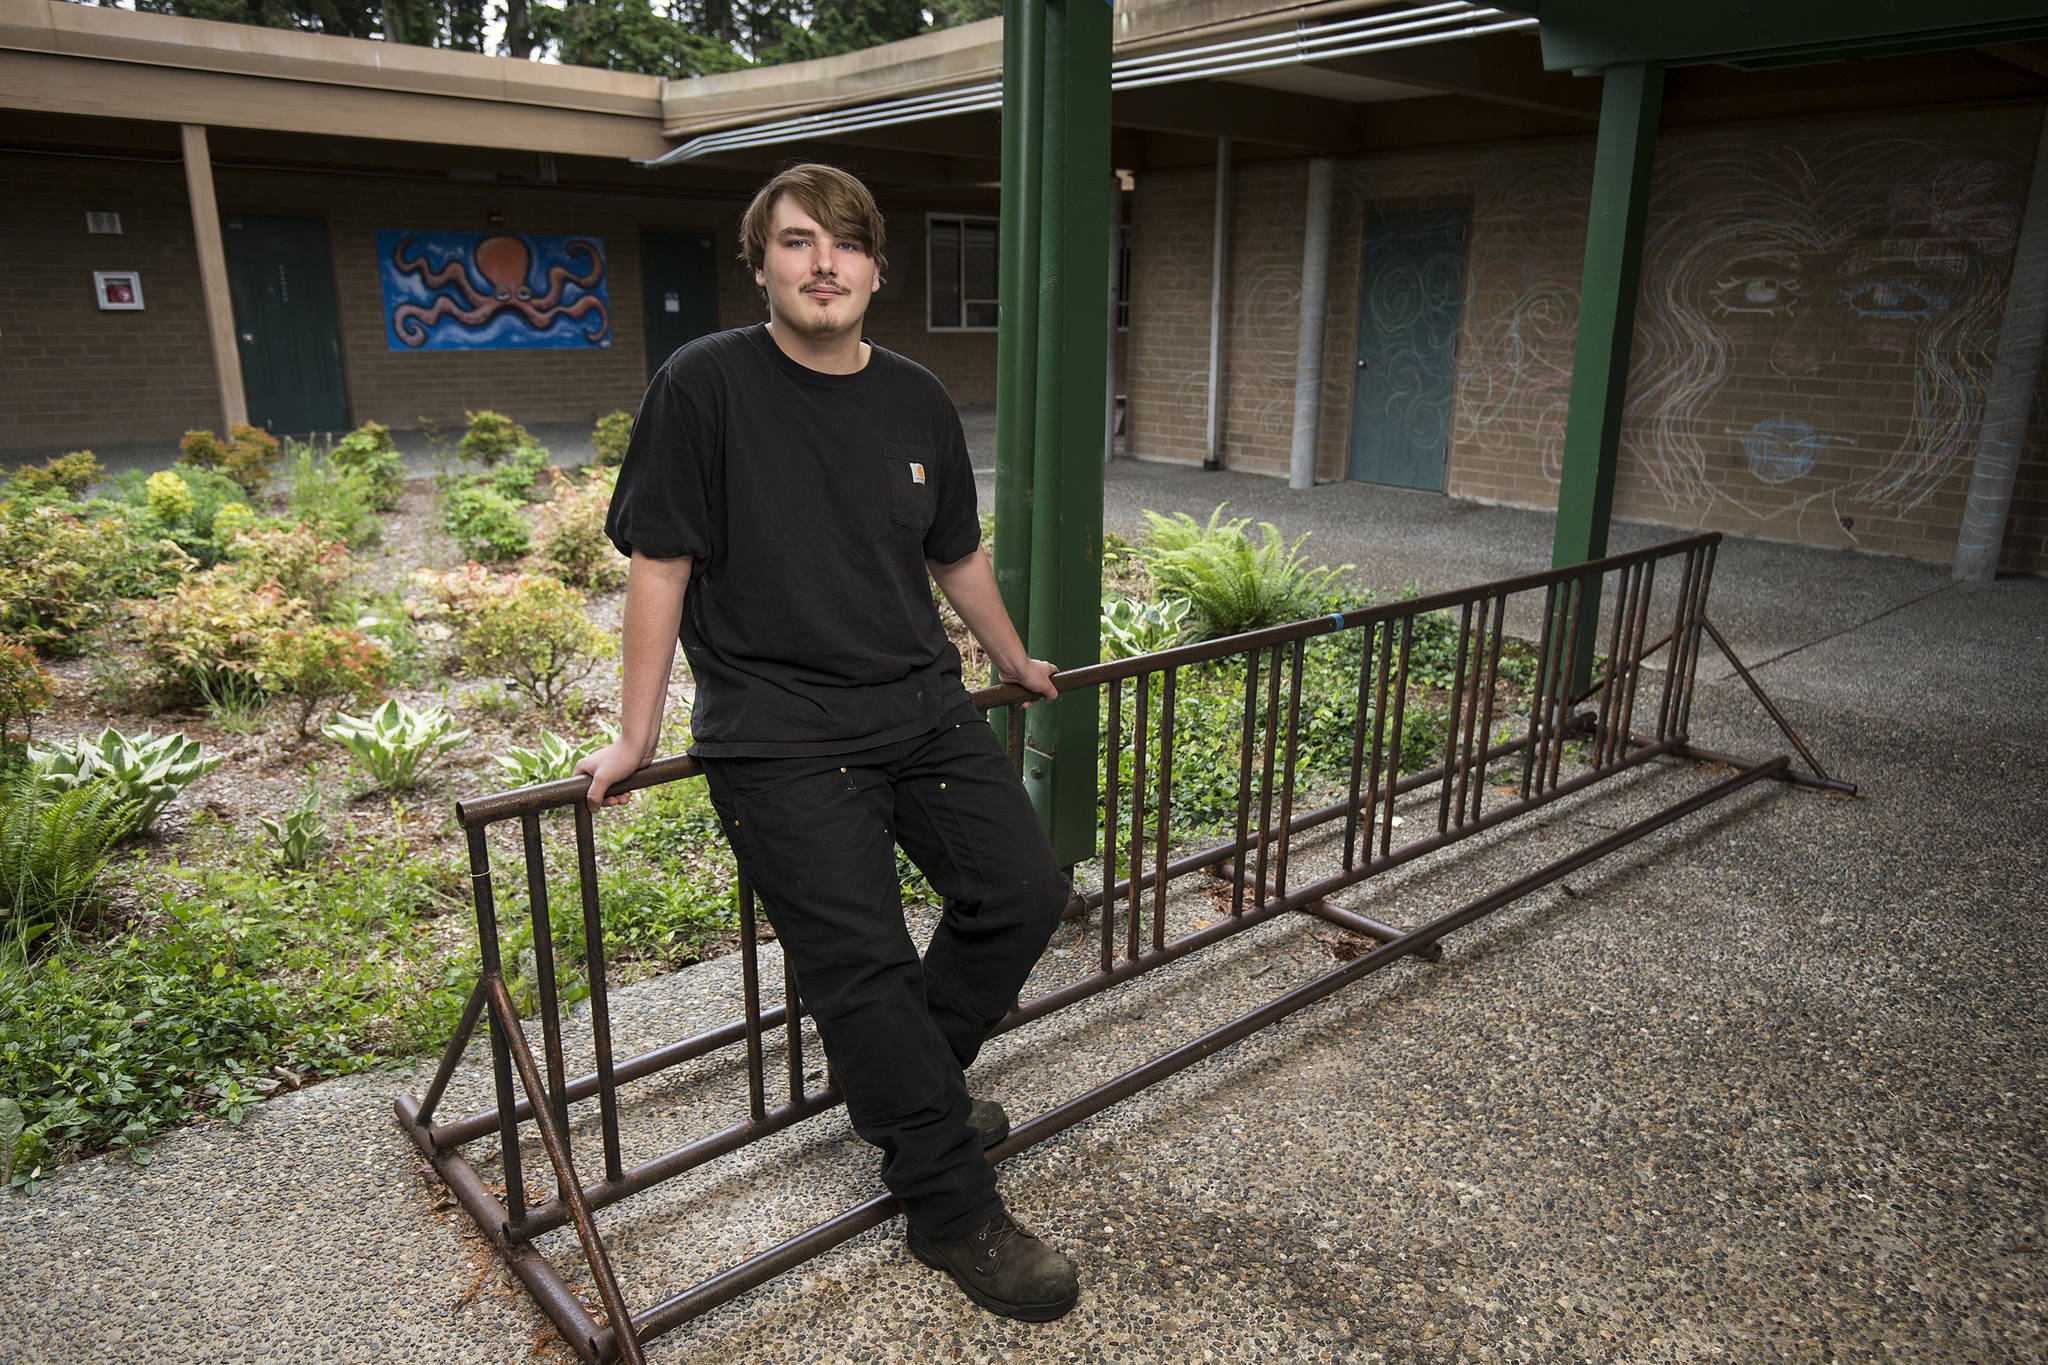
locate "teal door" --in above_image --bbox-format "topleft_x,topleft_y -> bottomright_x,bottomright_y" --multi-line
1348,207 -> 1469,490
223,215 -> 349,436
641,230 -> 719,377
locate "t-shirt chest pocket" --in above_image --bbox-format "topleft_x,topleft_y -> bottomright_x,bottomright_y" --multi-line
879,442 -> 937,533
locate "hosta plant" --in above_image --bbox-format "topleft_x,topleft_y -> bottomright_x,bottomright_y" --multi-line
1100,594 -> 1192,661
494,723 -> 619,787
322,698 -> 470,790
29,726 -> 223,837
257,779 -> 327,870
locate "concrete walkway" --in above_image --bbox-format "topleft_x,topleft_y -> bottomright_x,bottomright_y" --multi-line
4,456 -> 2045,1364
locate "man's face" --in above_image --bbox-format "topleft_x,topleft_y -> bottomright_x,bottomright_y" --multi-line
755,193 -> 882,342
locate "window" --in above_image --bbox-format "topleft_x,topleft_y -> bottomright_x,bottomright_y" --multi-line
928,214 -> 999,330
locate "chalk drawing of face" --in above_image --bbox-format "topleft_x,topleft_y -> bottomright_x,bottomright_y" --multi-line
1625,135 -> 2019,516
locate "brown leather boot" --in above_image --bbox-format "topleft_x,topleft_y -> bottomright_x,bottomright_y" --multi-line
907,1207 -> 1079,1322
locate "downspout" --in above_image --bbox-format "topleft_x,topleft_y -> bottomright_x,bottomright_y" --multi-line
1954,107 -> 2048,581
1205,136 -> 1231,471
1290,157 -> 1335,489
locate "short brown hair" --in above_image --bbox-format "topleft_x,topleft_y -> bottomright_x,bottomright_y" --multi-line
739,163 -> 889,280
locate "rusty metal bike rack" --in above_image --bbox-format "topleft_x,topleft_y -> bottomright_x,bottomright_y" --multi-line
395,531 -> 1847,1363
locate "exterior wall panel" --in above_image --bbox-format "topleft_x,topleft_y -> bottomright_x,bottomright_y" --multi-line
1125,106 -> 2048,573
0,153 -> 998,450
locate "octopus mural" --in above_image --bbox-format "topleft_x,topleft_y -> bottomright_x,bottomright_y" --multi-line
376,230 -> 611,351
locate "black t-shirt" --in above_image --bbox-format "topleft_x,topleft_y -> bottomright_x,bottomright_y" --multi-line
606,324 -> 982,757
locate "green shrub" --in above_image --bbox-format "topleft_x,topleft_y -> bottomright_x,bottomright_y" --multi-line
7,450 -> 103,501
340,594 -> 426,688
130,573 -> 302,706
1139,505 -> 1355,640
211,500 -> 258,543
484,443 -> 551,503
322,698 -> 470,791
457,576 -> 615,708
285,442 -> 381,547
413,561 -> 510,620
178,422 -> 280,494
0,774 -> 135,960
144,470 -> 194,527
531,466 -> 621,590
104,465 -> 249,569
29,727 -> 224,839
0,638 -> 54,753
252,624 -> 392,738
329,421 -> 405,511
456,409 -> 531,465
222,524 -> 356,618
592,410 -> 634,467
0,501 -> 190,656
441,483 -> 531,562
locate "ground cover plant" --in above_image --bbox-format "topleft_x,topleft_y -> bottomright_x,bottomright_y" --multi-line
0,427 -> 1541,1195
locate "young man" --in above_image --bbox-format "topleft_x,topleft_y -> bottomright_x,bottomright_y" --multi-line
575,164 -> 1080,1323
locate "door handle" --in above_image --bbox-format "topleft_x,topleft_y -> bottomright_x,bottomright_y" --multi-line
241,332 -> 255,344
1356,359 -> 1369,369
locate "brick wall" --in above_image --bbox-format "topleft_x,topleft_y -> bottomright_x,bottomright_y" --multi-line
1,154 -> 224,447
1126,107 -> 2048,573
0,151 -> 998,451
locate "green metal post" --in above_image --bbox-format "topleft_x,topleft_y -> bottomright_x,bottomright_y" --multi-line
1550,61 -> 1663,690
1021,0 -> 1111,866
994,0 -> 1045,641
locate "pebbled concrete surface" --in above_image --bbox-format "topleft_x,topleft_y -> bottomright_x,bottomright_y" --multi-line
3,454 -> 2045,1364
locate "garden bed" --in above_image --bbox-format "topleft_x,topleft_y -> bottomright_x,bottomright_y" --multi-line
0,420 -> 1515,1197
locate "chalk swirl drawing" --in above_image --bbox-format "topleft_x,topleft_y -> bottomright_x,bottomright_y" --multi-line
1355,210 -> 1467,472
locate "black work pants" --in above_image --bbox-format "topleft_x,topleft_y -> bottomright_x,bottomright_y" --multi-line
700,708 -> 1066,1240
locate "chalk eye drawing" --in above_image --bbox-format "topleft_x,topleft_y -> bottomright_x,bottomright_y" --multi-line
1711,273 -> 1804,317
1836,278 -> 1948,320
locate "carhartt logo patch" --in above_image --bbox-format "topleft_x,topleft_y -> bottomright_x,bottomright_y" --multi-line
910,462 -> 926,484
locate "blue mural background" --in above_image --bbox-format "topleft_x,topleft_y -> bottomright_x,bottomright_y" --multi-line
377,230 -> 611,351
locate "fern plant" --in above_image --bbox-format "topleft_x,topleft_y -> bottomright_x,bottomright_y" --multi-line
0,774 -> 136,957
1138,505 -> 1354,640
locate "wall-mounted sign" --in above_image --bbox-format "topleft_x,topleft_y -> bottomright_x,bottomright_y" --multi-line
376,230 -> 611,351
94,271 -> 143,310
87,212 -> 123,234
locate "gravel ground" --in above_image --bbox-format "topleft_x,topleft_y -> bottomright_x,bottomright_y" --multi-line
2,452 -> 2044,1364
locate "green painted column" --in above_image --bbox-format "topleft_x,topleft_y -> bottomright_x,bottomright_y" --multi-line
993,0 -> 1045,637
1023,0 -> 1111,866
1551,61 -> 1663,690
994,0 -> 1110,866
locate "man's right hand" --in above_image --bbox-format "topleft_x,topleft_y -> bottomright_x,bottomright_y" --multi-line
576,740 -> 650,809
